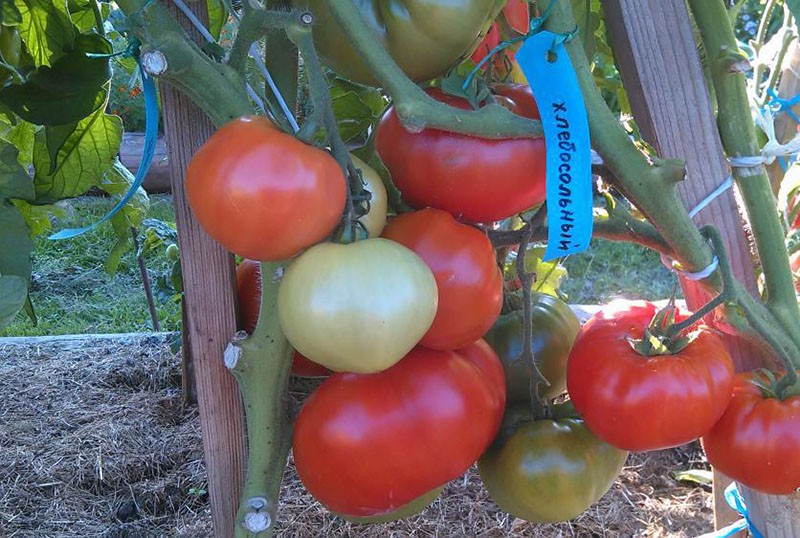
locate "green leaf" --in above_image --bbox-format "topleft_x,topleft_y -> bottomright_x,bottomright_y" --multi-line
572,0 -> 599,61
22,291 -> 36,324
0,274 -> 27,327
14,0 -> 75,66
2,0 -> 23,25
33,106 -> 122,202
13,198 -> 61,235
2,120 -> 35,168
671,469 -> 713,486
206,0 -> 227,40
0,33 -> 112,125
44,122 -> 77,173
0,140 -> 33,200
329,76 -> 386,144
68,0 -> 108,33
504,246 -> 568,298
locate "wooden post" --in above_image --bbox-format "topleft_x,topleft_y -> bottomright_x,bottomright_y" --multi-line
602,0 -> 778,532
160,1 -> 246,536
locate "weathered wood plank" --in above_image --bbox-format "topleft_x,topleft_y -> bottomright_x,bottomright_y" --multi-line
158,1 -> 246,536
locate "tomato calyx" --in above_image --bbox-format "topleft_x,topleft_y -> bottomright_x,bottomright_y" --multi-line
626,301 -> 697,356
748,369 -> 800,400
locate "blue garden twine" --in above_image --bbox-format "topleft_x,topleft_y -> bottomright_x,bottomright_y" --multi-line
698,482 -> 764,538
50,50 -> 159,240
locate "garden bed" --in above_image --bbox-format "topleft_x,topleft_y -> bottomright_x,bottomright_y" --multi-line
0,333 -> 713,537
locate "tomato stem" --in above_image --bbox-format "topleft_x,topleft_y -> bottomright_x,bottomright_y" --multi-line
687,0 -> 800,351
322,0 -> 543,139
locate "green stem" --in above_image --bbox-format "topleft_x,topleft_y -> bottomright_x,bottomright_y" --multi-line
264,0 -> 299,115
117,0 -> 253,126
321,0 -> 542,139
687,0 -> 800,349
666,295 -> 727,338
227,263 -> 294,538
703,226 -> 800,370
288,19 -> 360,236
92,0 -> 106,36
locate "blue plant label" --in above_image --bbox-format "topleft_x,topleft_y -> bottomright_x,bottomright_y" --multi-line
515,31 -> 593,261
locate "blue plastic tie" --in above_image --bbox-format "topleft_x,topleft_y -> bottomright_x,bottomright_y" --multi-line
49,57 -> 158,240
696,483 -> 764,538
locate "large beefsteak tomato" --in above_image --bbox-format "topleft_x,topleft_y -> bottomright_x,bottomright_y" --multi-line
186,116 -> 346,261
375,85 -> 546,224
702,372 -> 800,495
566,301 -> 735,452
381,208 -> 502,350
293,344 -> 505,517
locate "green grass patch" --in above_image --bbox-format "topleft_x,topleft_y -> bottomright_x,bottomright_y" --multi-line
561,238 -> 679,304
1,195 -> 180,337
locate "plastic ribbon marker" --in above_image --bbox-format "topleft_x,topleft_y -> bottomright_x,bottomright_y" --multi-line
516,31 -> 593,261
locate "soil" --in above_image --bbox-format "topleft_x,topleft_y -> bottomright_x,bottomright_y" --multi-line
0,334 -> 714,537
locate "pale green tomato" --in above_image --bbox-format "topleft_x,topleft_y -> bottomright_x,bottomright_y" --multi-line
277,238 -> 438,373
352,155 -> 388,238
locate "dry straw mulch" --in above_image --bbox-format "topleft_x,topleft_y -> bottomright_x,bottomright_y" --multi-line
0,335 -> 712,537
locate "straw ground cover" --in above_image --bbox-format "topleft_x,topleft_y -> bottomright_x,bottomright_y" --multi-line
0,334 -> 712,537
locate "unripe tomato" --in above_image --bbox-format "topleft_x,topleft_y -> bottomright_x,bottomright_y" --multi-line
278,238 -> 438,373
382,208 -> 502,350
484,292 -> 580,402
479,411 -> 627,523
350,155 -> 388,238
376,86 -> 545,224
186,116 -> 346,261
235,259 -> 330,377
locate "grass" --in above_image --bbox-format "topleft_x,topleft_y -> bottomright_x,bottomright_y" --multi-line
1,195 -> 180,337
1,196 -> 678,337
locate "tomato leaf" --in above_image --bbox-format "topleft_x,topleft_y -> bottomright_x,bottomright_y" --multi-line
0,142 -> 34,329
44,122 -> 77,174
33,105 -> 122,202
1,120 -> 35,168
67,0 -> 109,34
1,0 -> 23,25
206,0 -> 227,40
786,0 -> 800,36
0,33 -> 112,125
14,0 -> 75,67
329,76 -> 385,144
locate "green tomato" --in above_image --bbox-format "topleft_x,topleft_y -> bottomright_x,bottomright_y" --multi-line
165,243 -> 180,261
483,292 -> 580,402
293,0 -> 504,86
277,238 -> 438,373
478,410 -> 628,523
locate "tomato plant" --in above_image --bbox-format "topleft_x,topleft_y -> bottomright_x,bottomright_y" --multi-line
186,116 -> 346,261
479,407 -> 628,523
483,292 -> 580,402
350,155 -> 389,238
294,0 -> 504,85
382,208 -> 503,350
566,301 -> 735,452
375,85 -> 546,224
277,238 -> 438,373
702,372 -> 800,495
293,344 -> 504,517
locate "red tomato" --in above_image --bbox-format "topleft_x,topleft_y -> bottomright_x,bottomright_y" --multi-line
381,208 -> 503,350
702,372 -> 800,495
375,87 -> 546,224
186,116 -> 345,261
791,251 -> 799,292
789,192 -> 800,230
566,301 -> 735,452
503,0 -> 530,33
235,259 -> 330,377
458,339 -> 507,424
293,345 -> 504,517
